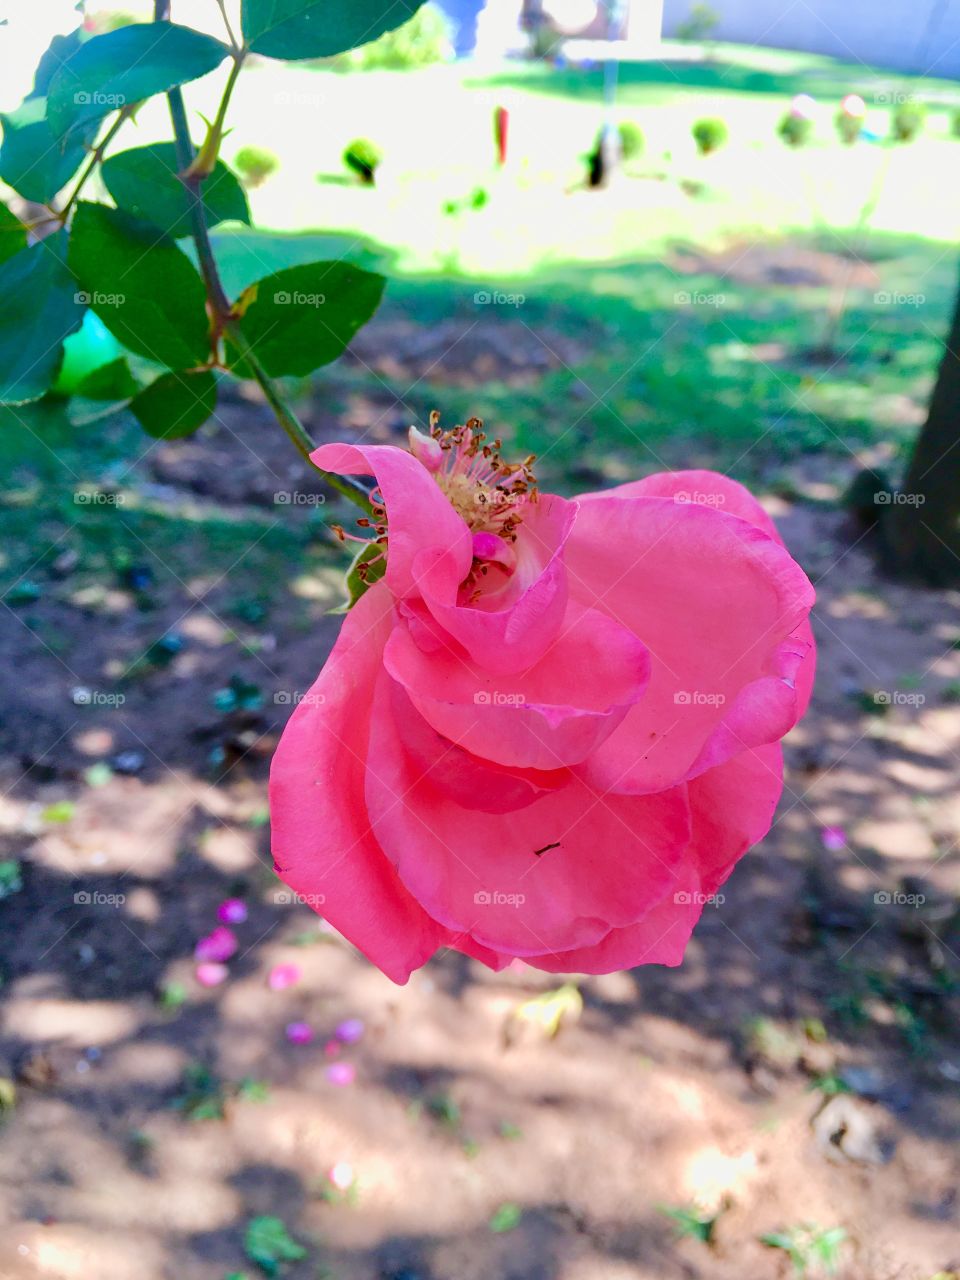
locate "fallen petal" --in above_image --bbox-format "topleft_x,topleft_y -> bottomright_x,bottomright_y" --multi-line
268,963 -> 301,991
285,1020 -> 314,1045
195,926 -> 239,963
195,962 -> 229,987
217,898 -> 248,924
335,1017 -> 365,1044
326,1062 -> 356,1086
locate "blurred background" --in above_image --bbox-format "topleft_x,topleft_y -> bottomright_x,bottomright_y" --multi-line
1,1 -> 959,1278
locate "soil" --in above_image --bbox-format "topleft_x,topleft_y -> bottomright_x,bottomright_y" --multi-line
1,371 -> 959,1280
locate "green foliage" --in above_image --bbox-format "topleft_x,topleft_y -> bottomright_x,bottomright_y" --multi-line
489,1203 -> 522,1233
68,202 -> 210,369
778,113 -> 814,147
760,1224 -> 847,1276
241,0 -> 428,60
343,137 -> 382,184
0,206 -> 25,268
617,120 -> 645,160
234,144 -> 279,188
0,234 -> 84,404
47,22 -> 228,139
0,860 -> 23,901
102,143 -> 250,238
130,370 -> 218,439
331,540 -> 387,613
692,116 -> 728,154
951,107 -> 960,138
835,109 -> 862,145
891,100 -> 926,142
337,2 -> 452,69
226,260 -> 385,378
676,2 -> 720,41
660,1202 -> 720,1243
243,1216 -> 307,1275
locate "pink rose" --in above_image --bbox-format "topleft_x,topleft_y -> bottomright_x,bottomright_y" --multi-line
270,421 -> 815,983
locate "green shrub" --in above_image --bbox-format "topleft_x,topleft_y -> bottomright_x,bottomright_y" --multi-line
778,113 -> 813,148
338,3 -> 452,69
835,110 -> 863,146
617,121 -> 645,161
233,145 -> 279,188
951,107 -> 960,137
891,100 -> 926,142
691,117 -> 728,154
343,138 -> 382,185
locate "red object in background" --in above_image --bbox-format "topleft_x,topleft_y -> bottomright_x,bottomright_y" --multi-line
494,106 -> 509,166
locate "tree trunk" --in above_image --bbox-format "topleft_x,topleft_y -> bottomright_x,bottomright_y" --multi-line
883,267 -> 960,584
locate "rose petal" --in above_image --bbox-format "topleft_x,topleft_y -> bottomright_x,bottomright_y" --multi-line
268,963 -> 301,991
194,926 -> 238,963
195,962 -> 229,987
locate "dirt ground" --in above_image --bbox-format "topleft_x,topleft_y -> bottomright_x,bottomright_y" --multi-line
1,349 -> 959,1280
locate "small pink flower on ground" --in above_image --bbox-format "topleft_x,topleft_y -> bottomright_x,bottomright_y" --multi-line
326,1062 -> 356,1086
217,898 -> 248,924
194,926 -> 238,963
196,961 -> 229,987
268,963 -> 301,991
285,1020 -> 314,1045
324,1039 -> 342,1058
328,1161 -> 354,1190
821,826 -> 847,851
335,1017 -> 365,1044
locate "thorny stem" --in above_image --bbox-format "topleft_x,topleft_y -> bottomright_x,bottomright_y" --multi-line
152,0 -> 374,514
58,109 -> 131,222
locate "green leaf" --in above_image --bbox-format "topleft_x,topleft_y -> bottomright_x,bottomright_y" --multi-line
242,0 -> 427,59
130,369 -> 217,438
47,22 -> 229,139
0,96 -> 92,203
489,1203 -> 522,1234
69,202 -> 209,369
74,357 -> 139,401
329,540 -> 387,614
30,28 -> 89,99
102,143 -> 250,239
0,204 -> 26,267
243,1216 -> 307,1276
0,233 -> 84,405
226,261 -> 384,378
